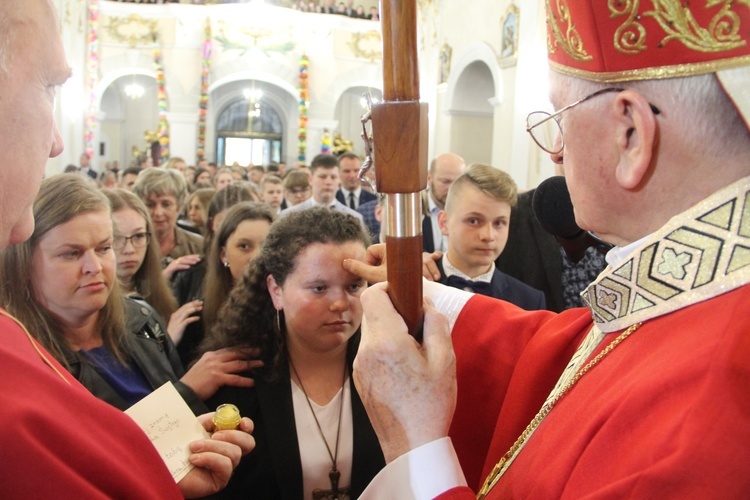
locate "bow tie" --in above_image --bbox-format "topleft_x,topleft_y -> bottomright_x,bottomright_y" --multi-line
445,275 -> 494,296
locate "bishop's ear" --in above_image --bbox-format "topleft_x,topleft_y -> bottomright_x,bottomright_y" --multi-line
612,89 -> 659,190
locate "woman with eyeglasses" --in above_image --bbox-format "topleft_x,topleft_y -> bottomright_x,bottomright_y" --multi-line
103,188 -> 202,345
0,175 -> 256,413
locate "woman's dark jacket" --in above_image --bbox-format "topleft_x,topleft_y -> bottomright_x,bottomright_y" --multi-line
66,296 -> 207,415
171,261 -> 206,367
206,333 -> 385,499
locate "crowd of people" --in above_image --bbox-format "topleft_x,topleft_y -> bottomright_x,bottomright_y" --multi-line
2,0 -> 749,498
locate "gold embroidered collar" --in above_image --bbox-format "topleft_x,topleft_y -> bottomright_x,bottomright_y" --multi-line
582,176 -> 750,333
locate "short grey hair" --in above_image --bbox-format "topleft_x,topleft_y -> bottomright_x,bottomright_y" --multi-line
132,167 -> 189,206
553,71 -> 750,161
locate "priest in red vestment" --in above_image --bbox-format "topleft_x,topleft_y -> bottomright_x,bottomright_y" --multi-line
348,1 -> 750,498
0,1 -> 252,497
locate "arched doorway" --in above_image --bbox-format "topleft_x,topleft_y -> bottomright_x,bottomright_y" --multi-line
448,60 -> 495,164
215,86 -> 284,166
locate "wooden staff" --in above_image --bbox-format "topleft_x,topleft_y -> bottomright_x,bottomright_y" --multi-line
372,0 -> 428,339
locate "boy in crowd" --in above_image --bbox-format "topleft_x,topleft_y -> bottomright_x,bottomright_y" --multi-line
260,175 -> 284,214
436,163 -> 545,310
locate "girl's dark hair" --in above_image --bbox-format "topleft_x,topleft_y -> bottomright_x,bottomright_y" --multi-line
200,207 -> 370,379
204,184 -> 255,252
202,201 -> 276,331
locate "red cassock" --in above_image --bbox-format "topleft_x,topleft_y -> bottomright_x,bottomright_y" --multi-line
0,310 -> 181,499
442,287 -> 750,498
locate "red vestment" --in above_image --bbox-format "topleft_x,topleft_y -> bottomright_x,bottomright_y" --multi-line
439,176 -> 750,498
0,310 -> 181,499
444,290 -> 750,498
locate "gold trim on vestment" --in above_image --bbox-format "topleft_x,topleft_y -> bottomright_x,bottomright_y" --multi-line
582,176 -> 750,333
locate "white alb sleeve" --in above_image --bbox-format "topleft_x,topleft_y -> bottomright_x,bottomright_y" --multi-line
358,437 -> 467,499
422,279 -> 473,332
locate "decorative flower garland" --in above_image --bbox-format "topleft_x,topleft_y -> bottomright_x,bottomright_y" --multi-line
298,54 -> 309,162
84,0 -> 100,159
154,44 -> 169,160
321,128 -> 332,155
197,19 -> 212,161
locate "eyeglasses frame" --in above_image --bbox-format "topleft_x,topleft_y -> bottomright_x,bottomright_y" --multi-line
526,87 -> 661,155
113,231 -> 151,250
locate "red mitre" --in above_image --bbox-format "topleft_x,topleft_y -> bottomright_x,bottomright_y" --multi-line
546,0 -> 750,82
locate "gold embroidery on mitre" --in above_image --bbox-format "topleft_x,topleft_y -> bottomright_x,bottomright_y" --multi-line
547,0 -> 593,62
582,176 -> 750,333
610,0 -> 648,55
549,54 -> 750,82
644,0 -> 748,53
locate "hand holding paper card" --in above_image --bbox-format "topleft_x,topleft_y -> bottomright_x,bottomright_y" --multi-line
125,382 -> 210,482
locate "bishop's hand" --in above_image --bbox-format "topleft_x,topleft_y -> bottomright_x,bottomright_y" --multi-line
353,282 -> 457,463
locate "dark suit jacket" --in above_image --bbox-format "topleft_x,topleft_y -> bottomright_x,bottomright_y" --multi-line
421,190 -> 436,253
206,338 -> 385,499
495,189 -> 564,312
436,258 -> 546,311
336,188 -> 377,210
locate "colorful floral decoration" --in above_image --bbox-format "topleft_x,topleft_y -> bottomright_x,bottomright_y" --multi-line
154,43 -> 169,160
321,128 -> 332,155
84,0 -> 100,159
197,19 -> 212,162
298,54 -> 309,161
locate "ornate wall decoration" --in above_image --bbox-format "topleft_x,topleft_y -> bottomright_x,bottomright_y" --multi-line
214,22 -> 295,56
154,45 -> 170,160
347,30 -> 383,61
104,14 -> 158,47
84,0 -> 100,159
298,54 -> 309,162
439,43 -> 452,84
197,19 -> 212,162
500,2 -> 520,67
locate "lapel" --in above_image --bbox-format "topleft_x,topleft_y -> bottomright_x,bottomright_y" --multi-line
255,365 -> 304,500
335,189 -> 346,205
489,269 -> 509,298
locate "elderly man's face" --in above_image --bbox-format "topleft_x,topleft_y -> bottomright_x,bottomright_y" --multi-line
0,1 -> 68,249
547,78 -> 619,240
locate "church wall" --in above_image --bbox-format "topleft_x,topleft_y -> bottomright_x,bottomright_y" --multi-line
48,0 -> 555,190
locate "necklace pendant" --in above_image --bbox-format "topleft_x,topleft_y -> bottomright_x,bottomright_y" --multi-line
329,467 -> 341,492
312,467 -> 350,500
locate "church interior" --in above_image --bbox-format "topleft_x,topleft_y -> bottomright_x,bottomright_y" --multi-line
52,0 -> 554,189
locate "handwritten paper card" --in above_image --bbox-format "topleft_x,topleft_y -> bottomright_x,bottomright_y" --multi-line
125,382 -> 209,482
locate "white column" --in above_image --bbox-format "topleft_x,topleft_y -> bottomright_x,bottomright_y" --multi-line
167,112 -> 200,164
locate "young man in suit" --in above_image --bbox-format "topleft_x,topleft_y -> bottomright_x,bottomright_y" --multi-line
336,152 -> 377,210
281,153 -> 363,222
435,164 -> 545,310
